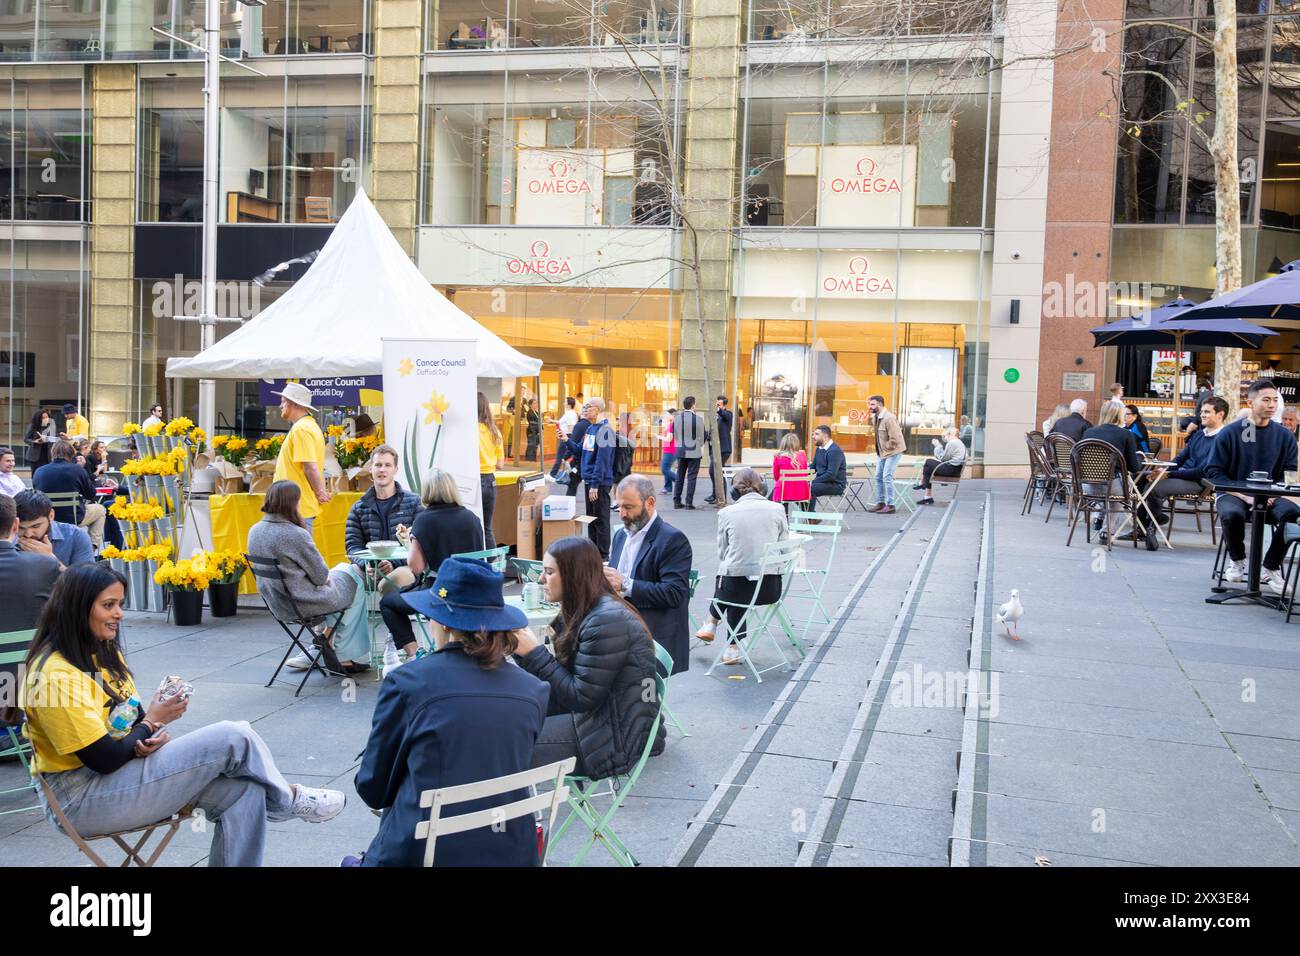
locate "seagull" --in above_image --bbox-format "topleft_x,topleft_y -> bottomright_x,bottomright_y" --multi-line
253,249 -> 320,287
996,589 -> 1024,640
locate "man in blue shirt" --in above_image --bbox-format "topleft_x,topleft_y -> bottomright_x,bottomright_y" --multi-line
1207,379 -> 1300,593
15,489 -> 94,569
1141,396 -> 1228,548
579,397 -> 615,560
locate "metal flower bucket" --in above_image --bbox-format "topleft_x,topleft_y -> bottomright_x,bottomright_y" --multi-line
132,433 -> 150,459
129,560 -> 150,609
108,557 -> 130,607
146,560 -> 167,612
147,435 -> 165,458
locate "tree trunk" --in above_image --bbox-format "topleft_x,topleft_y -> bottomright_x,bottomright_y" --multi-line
1212,0 -> 1242,405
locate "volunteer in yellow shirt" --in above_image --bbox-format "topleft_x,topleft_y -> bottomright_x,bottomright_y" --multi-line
21,563 -> 347,866
60,402 -> 89,441
272,381 -> 329,528
478,391 -> 504,550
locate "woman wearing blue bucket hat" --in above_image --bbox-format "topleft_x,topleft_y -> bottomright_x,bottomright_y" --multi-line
350,557 -> 550,866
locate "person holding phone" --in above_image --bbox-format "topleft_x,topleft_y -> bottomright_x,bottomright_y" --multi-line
20,564 -> 347,867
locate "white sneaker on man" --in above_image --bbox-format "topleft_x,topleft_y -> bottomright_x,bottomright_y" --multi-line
1262,567 -> 1287,596
285,652 -> 314,671
1223,559 -> 1247,584
287,785 -> 346,823
695,620 -> 717,643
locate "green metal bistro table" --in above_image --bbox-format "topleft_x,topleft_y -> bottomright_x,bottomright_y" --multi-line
348,546 -> 410,669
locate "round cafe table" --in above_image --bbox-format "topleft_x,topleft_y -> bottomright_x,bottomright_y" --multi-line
1205,479 -> 1300,610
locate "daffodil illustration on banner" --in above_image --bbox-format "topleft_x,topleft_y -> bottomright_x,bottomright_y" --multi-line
381,338 -> 480,517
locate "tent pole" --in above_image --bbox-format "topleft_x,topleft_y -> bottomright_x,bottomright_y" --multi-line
197,0 -> 220,438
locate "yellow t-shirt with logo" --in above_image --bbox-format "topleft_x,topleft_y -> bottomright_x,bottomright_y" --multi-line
22,651 -> 140,774
65,414 -> 90,439
479,422 -> 503,475
274,416 -> 326,519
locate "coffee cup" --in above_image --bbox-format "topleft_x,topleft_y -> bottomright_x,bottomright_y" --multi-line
1249,470 -> 1271,482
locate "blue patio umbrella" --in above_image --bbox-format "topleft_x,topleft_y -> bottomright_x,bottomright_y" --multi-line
1177,259 -> 1300,321
1090,298 -> 1277,451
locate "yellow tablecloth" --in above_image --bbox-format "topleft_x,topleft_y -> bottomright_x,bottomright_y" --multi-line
210,492 -> 362,594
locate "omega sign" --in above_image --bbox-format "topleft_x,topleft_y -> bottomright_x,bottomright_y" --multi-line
527,159 -> 592,195
507,239 -> 573,277
823,155 -> 903,195
822,256 -> 895,295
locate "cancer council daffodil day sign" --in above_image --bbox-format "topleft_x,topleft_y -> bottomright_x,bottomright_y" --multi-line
382,338 -> 480,518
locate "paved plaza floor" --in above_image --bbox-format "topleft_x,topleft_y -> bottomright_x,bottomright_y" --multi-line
3,478 -> 1298,866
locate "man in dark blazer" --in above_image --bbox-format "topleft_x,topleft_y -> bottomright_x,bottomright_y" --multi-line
705,396 -> 734,505
809,425 -> 848,513
1049,399 -> 1093,442
564,410 -> 592,499
605,475 -> 694,674
0,494 -> 61,633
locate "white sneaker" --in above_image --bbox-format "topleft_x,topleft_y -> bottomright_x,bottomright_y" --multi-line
1224,559 -> 1246,584
1263,568 -> 1287,596
287,785 -> 346,824
285,653 -> 313,671
382,639 -> 401,670
695,620 -> 717,643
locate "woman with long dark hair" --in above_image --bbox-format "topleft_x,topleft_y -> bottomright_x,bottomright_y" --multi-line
513,536 -> 663,779
347,557 -> 549,866
21,564 -> 346,866
25,408 -> 56,470
477,391 -> 504,551
247,480 -> 371,673
1124,403 -> 1152,454
524,398 -> 541,462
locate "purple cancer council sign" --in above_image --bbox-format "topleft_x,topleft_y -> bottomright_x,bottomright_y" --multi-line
258,376 -> 383,407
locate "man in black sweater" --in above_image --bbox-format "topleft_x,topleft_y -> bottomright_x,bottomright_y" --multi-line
1206,379 -> 1300,594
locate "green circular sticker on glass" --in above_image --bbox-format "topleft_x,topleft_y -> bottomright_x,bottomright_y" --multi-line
1004,367 -> 1020,384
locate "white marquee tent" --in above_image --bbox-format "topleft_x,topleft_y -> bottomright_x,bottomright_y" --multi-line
165,190 -> 541,382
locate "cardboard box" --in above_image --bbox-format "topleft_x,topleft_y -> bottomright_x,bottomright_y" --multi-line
542,514 -> 595,553
514,474 -> 551,561
209,461 -> 246,496
246,461 -> 277,495
542,495 -> 577,521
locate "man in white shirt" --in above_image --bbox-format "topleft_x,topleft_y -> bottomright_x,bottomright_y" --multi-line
1107,383 -> 1125,407
142,402 -> 164,430
0,447 -> 24,499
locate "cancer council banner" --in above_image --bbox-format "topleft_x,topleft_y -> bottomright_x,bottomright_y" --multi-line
382,338 -> 480,518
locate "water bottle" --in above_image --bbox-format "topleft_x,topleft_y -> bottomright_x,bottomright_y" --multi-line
106,695 -> 142,739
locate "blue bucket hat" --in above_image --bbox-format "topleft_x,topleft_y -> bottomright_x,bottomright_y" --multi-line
404,557 -> 527,633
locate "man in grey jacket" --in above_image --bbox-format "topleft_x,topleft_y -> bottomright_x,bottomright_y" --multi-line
672,396 -> 708,509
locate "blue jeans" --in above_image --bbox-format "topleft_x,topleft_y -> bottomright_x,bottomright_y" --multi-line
330,563 -> 372,663
876,454 -> 901,505
660,451 -> 677,491
40,720 -> 295,867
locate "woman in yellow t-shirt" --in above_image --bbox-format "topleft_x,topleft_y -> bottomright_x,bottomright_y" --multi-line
21,564 -> 348,866
477,391 -> 505,551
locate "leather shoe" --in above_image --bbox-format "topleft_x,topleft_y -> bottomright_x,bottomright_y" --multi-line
868,503 -> 885,513
684,504 -> 696,510
880,505 -> 897,514
1144,524 -> 1160,551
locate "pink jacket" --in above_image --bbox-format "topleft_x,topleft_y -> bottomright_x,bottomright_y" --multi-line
772,451 -> 810,502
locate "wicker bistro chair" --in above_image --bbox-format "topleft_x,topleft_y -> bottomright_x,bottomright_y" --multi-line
1043,433 -> 1078,524
1068,440 -> 1140,550
1165,483 -> 1217,546
1148,436 -> 1164,459
1022,431 -> 1051,515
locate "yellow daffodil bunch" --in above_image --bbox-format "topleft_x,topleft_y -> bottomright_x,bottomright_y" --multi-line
101,545 -> 123,560
188,426 -> 207,454
122,455 -> 179,477
154,558 -> 211,591
139,541 -> 174,563
165,416 -> 195,437
359,435 -> 381,453
123,422 -> 141,436
335,437 -> 366,469
108,497 -> 166,523
326,424 -> 346,440
215,436 -> 250,467
142,420 -> 164,437
202,549 -> 247,584
253,435 -> 284,461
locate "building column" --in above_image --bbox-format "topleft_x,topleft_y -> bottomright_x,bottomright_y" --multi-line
88,64 -> 137,436
983,0 -> 1058,477
370,0 -> 422,257
678,0 -> 742,404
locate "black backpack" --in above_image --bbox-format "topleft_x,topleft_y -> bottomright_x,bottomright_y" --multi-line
613,431 -> 636,484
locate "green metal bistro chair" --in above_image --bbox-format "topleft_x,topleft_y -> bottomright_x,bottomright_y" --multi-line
451,546 -> 510,573
705,538 -> 806,683
653,640 -> 688,738
0,629 -> 39,816
787,509 -> 845,642
687,569 -> 703,636
43,490 -> 83,526
545,670 -> 666,867
510,557 -> 544,584
891,460 -> 919,514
